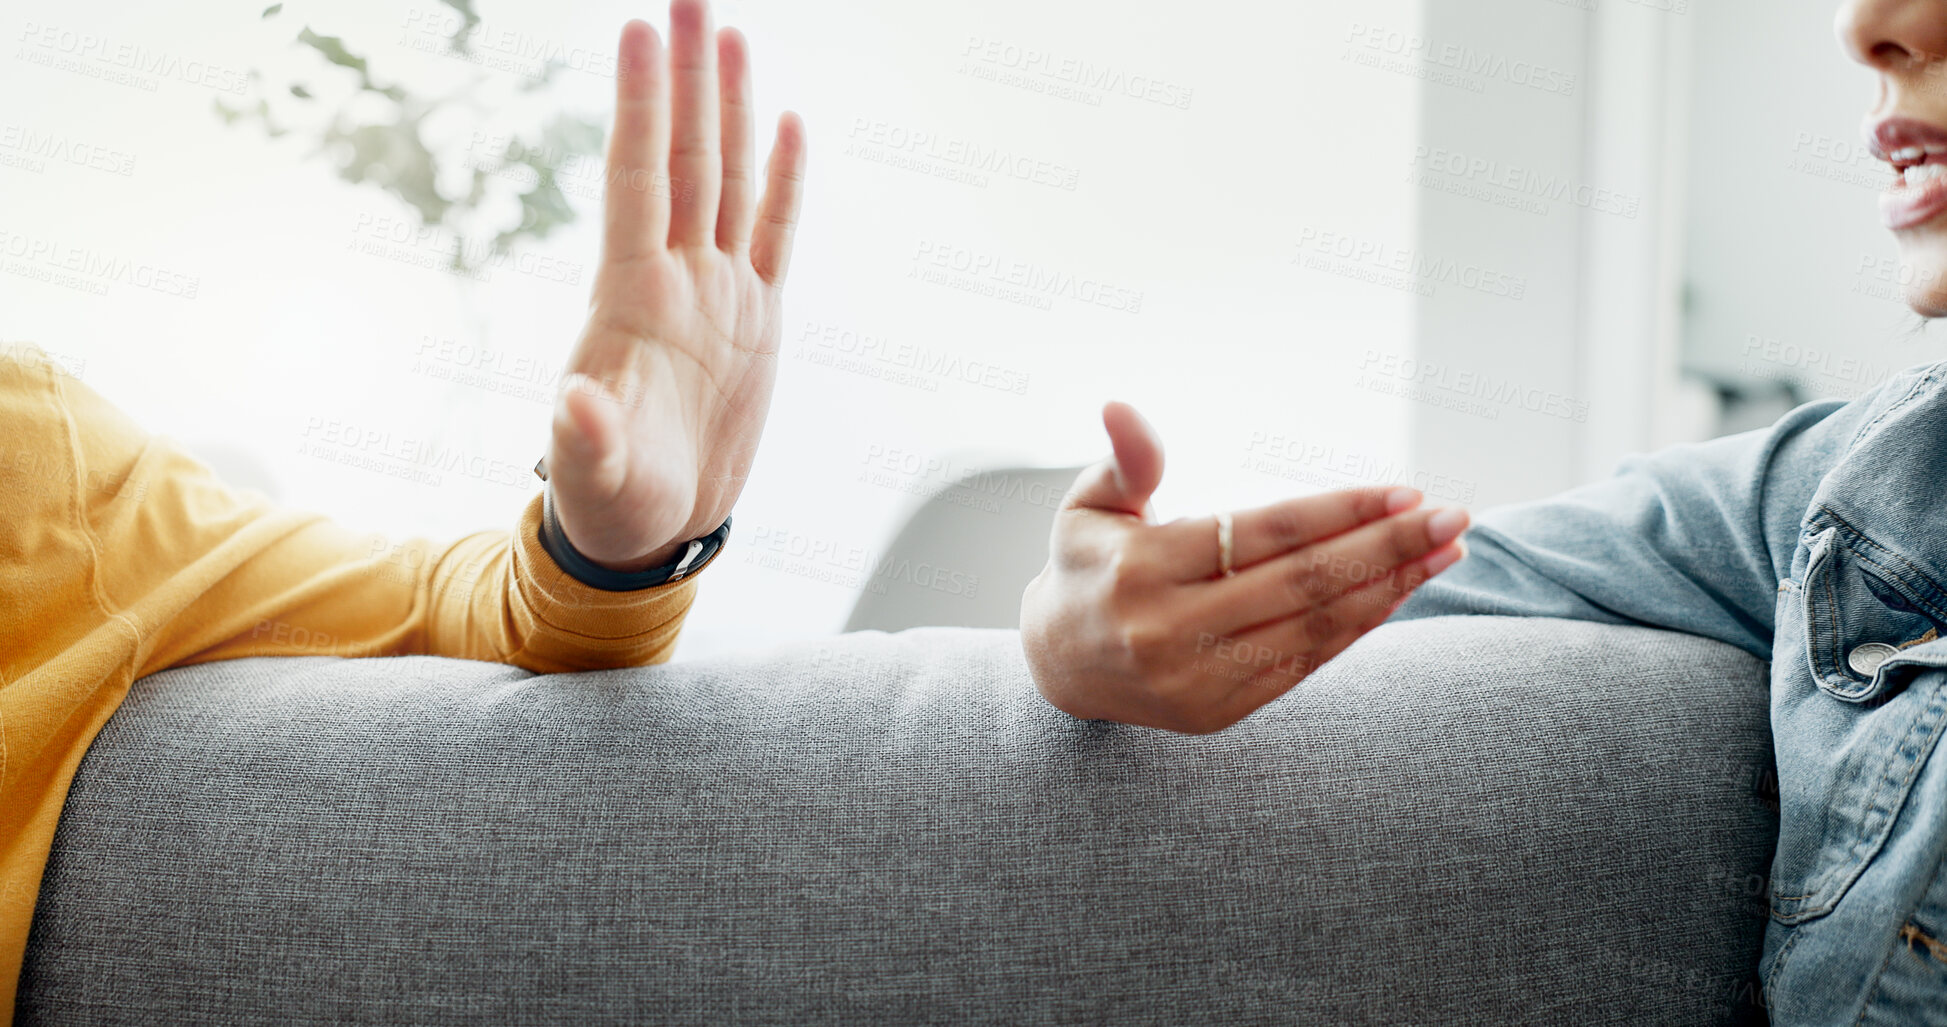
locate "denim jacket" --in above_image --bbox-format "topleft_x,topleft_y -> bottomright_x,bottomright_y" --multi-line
1395,361 -> 1947,1025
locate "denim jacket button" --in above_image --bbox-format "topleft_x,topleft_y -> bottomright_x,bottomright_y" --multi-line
1847,642 -> 1901,676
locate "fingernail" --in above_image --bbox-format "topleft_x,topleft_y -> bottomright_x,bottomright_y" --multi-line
1423,541 -> 1465,575
1384,487 -> 1421,514
1425,507 -> 1469,547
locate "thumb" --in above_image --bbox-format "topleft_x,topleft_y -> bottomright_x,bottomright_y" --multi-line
551,373 -> 629,494
1064,401 -> 1165,517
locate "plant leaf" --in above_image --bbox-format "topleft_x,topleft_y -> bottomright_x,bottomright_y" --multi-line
297,27 -> 373,86
323,113 -> 450,227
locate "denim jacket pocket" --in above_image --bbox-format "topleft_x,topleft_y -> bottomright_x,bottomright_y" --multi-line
1770,524 -> 1947,924
1800,525 -> 1947,703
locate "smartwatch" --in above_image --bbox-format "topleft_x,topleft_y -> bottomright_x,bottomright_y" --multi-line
535,456 -> 732,590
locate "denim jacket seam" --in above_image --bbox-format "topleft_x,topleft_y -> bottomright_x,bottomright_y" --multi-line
1801,529 -> 1854,700
1799,517 -> 1947,702
1854,853 -> 1947,1024
1847,365 -> 1941,452
1849,915 -> 1910,1027
1853,686 -> 1947,891
1825,540 -> 1845,688
1773,673 -> 1947,908
1820,506 -> 1947,624
1764,921 -> 1805,998
1775,530 -> 1840,907
1850,546 -> 1947,626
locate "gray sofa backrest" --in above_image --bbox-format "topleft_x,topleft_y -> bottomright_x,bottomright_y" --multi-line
19,617 -> 1778,1025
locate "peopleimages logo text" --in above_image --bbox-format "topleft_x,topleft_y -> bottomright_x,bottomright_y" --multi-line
1357,349 -> 1589,422
1407,146 -> 1641,219
910,240 -> 1143,314
960,36 -> 1194,110
0,230 -> 199,298
1344,23 -> 1577,96
400,8 -> 618,78
1294,227 -> 1526,299
16,22 -> 249,94
847,118 -> 1081,191
800,321 -> 1031,395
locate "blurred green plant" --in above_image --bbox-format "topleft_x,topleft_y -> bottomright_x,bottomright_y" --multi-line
217,0 -> 602,274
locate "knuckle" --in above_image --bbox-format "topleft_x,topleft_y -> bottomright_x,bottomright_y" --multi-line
1370,564 -> 1416,602
1105,546 -> 1155,598
1282,556 -> 1330,604
1051,519 -> 1114,572
1298,607 -> 1341,647
1262,505 -> 1306,548
1389,515 -> 1427,562
1117,620 -> 1172,664
1047,520 -> 1090,567
1336,583 -> 1387,618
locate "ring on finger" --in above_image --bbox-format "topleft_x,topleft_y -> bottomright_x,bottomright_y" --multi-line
1215,511 -> 1235,578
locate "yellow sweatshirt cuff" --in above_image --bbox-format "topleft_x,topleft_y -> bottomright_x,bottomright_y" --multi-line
506,491 -> 703,668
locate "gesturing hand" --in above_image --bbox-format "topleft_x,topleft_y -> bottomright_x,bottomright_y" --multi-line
1020,403 -> 1470,734
547,0 -> 807,571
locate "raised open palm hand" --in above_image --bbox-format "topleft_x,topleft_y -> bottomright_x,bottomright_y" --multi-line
547,0 -> 805,572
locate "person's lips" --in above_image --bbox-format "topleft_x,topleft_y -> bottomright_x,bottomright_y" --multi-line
1873,116 -> 1947,230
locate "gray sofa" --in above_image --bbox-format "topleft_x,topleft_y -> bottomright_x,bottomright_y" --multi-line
18,616 -> 1779,1025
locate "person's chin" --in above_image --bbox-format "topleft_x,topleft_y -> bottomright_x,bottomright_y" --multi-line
1896,233 -> 1947,318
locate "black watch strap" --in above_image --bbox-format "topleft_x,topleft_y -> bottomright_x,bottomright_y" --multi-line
536,473 -> 732,592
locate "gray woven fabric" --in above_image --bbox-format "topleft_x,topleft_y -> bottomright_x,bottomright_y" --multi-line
19,616 -> 1778,1026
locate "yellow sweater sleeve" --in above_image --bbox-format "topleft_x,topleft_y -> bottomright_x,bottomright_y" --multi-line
0,344 -> 704,1017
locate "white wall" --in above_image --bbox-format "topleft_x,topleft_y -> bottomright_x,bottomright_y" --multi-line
1679,0 -> 1921,418
1405,0 -> 1705,508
